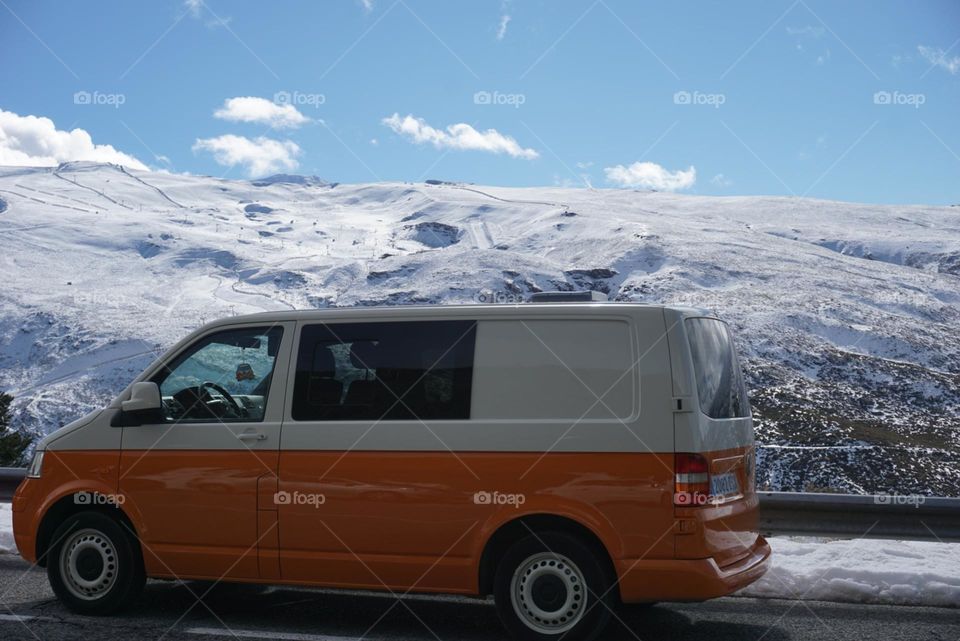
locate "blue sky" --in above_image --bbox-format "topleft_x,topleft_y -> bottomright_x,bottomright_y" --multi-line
1,0 -> 958,204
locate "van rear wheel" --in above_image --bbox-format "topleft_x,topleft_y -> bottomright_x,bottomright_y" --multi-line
493,531 -> 616,641
47,511 -> 145,615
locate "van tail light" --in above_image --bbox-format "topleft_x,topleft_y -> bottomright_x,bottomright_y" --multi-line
674,453 -> 709,507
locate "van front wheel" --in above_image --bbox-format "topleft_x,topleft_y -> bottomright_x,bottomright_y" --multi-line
493,531 -> 616,641
47,511 -> 145,615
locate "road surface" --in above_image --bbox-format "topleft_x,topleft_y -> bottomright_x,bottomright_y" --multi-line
0,555 -> 956,641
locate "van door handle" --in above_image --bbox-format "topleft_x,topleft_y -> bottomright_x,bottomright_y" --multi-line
237,432 -> 267,441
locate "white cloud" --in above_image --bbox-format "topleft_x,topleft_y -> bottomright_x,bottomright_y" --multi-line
192,135 -> 301,177
603,161 -> 696,191
918,45 -> 960,75
358,0 -> 373,13
710,173 -> 732,187
183,0 -> 202,18
0,109 -> 147,169
496,14 -> 511,40
382,113 -> 538,160
496,1 -> 512,41
214,96 -> 310,129
183,1 -> 232,29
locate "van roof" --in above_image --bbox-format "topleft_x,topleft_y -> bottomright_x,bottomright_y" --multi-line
207,301 -> 714,328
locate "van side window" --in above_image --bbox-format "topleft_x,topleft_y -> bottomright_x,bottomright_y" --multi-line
292,321 -> 476,421
685,318 -> 751,419
152,326 -> 283,423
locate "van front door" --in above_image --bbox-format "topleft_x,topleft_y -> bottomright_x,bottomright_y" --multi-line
119,322 -> 293,580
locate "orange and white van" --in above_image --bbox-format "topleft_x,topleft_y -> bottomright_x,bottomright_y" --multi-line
13,295 -> 770,641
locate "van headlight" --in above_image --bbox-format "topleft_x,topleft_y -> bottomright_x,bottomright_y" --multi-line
26,450 -> 44,478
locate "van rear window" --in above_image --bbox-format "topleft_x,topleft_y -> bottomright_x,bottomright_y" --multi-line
685,318 -> 750,419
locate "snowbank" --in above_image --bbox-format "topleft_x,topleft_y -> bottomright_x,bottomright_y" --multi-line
739,536 -> 960,607
0,503 -> 14,554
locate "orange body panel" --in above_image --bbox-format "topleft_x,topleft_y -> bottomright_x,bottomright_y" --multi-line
117,450 -> 278,579
12,450 -> 120,563
276,451 -> 675,594
14,447 -> 768,601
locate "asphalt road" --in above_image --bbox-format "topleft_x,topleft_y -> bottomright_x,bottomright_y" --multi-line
0,555 -> 956,641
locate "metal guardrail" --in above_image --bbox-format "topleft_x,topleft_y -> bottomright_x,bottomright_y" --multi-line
758,491 -> 960,542
0,467 -> 26,502
0,469 -> 957,541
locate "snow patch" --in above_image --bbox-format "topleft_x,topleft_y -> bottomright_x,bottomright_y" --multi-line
738,536 -> 960,607
0,504 -> 14,554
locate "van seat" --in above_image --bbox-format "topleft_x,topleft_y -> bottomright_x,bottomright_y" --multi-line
307,346 -> 342,405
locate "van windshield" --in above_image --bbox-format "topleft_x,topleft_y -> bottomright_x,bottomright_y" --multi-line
685,318 -> 751,419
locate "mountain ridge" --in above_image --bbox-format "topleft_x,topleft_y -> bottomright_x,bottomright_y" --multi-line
2,163 -> 958,495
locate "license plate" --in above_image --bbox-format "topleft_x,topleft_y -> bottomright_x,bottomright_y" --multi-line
710,472 -> 740,497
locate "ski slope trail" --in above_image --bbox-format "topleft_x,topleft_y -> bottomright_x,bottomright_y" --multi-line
118,166 -> 186,209
53,170 -> 133,210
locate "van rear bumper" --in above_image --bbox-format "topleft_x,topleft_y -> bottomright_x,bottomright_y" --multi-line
616,535 -> 771,602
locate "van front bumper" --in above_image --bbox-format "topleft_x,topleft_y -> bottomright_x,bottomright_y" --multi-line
11,478 -> 39,563
616,535 -> 771,602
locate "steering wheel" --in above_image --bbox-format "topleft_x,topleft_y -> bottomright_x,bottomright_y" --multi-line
201,381 -> 245,417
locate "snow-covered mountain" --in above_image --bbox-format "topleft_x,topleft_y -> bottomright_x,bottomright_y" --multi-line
1,162 -> 958,495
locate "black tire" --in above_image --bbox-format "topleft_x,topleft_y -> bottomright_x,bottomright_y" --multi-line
47,511 -> 145,615
493,531 -> 616,641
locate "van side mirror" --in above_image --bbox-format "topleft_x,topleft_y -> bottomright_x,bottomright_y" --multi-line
122,382 -> 162,413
